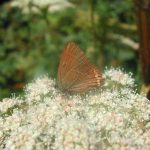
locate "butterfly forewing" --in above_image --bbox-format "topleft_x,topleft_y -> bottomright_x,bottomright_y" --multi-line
57,42 -> 103,93
58,42 -> 86,89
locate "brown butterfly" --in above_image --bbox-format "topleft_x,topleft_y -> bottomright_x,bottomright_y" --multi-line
57,42 -> 104,93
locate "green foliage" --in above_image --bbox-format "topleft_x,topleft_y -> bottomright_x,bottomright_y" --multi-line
0,1 -> 139,99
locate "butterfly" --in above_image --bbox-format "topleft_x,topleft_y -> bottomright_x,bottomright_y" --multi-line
57,42 -> 104,93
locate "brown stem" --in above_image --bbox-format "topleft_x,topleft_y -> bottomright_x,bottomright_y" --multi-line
134,0 -> 150,99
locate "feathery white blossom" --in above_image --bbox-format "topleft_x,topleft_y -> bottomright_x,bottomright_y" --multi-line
0,68 -> 150,150
10,0 -> 73,13
104,68 -> 134,86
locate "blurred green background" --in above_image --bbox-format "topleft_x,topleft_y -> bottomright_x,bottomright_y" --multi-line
0,0 -> 140,99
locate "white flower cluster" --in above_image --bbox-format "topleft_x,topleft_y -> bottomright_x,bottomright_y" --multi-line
0,69 -> 150,150
0,98 -> 22,113
10,0 -> 73,13
104,68 -> 135,86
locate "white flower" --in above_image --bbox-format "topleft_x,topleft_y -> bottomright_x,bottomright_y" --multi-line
0,68 -> 150,150
25,76 -> 57,104
10,0 -> 73,13
0,98 -> 22,113
104,68 -> 134,86
54,118 -> 98,150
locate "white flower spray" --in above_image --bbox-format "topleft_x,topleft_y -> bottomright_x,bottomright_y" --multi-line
0,68 -> 150,150
10,0 -> 73,13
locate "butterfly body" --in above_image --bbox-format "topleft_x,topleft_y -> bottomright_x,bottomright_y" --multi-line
57,42 -> 103,93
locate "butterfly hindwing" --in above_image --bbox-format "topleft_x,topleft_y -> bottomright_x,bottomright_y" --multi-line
69,65 -> 103,92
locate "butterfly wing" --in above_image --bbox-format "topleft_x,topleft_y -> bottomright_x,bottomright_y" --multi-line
57,42 -> 84,90
57,42 -> 103,93
69,64 -> 103,92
